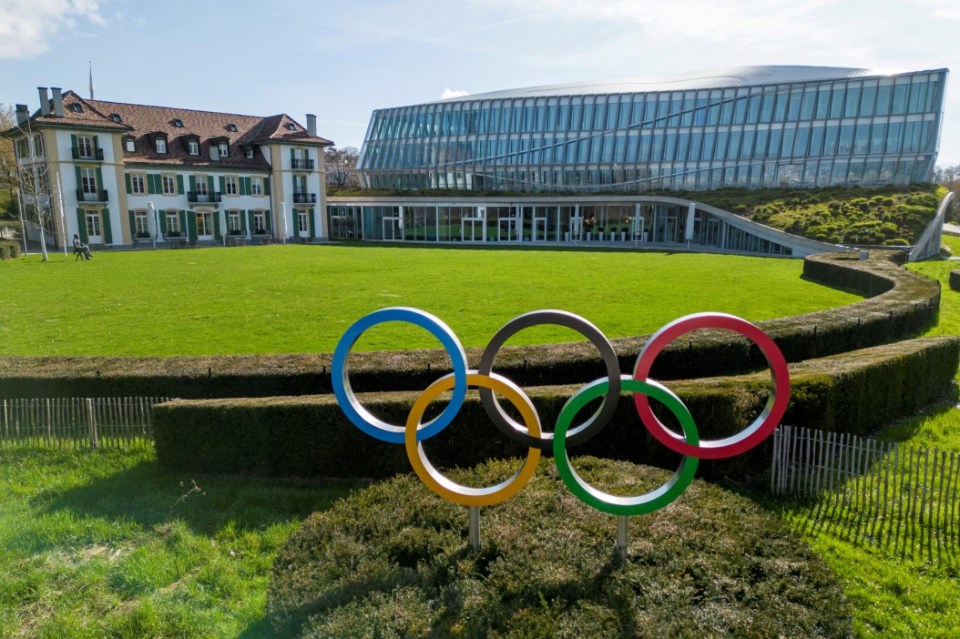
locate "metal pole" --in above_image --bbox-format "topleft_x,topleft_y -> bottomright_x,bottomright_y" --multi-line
616,515 -> 629,561
56,171 -> 67,256
468,506 -> 481,551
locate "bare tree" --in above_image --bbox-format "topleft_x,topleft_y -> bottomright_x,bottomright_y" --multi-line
0,104 -> 17,217
8,113 -> 54,260
325,146 -> 359,189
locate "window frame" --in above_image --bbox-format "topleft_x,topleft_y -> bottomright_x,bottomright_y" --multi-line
154,137 -> 167,154
130,173 -> 146,195
225,176 -> 239,195
161,174 -> 177,195
250,177 -> 263,195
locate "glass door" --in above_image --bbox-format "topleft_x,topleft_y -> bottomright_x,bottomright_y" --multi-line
85,211 -> 102,244
382,215 -> 402,240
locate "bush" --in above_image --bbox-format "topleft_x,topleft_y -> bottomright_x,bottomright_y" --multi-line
0,241 -> 20,260
0,251 -> 941,398
152,336 -> 959,480
268,458 -> 852,639
951,269 -> 960,292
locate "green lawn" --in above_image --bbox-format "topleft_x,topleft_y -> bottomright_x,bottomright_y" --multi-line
0,445 -> 356,638
0,245 -> 862,356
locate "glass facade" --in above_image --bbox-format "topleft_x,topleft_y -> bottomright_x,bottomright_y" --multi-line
357,66 -> 947,192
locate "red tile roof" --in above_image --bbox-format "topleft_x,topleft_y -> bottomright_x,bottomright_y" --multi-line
6,90 -> 334,170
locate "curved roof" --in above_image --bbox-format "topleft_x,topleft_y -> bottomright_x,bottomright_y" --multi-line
433,65 -> 943,103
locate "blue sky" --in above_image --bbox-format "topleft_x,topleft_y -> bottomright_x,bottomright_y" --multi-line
3,0 -> 960,164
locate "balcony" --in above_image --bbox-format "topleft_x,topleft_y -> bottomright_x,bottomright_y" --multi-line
72,147 -> 104,161
292,192 -> 317,204
76,189 -> 109,203
291,158 -> 315,170
187,191 -> 222,204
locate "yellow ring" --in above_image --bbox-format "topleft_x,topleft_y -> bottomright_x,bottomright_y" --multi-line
405,372 -> 541,507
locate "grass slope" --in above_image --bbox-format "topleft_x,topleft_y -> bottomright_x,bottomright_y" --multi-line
0,446 -> 356,638
0,245 -> 861,357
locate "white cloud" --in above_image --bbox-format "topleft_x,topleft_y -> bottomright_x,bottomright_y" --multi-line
0,0 -> 102,59
440,88 -> 471,99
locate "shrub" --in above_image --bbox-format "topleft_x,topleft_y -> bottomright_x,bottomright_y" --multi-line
152,336 -> 960,480
951,269 -> 960,292
268,458 -> 852,639
0,241 -> 20,260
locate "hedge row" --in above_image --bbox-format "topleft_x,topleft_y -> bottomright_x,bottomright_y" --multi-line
153,336 -> 959,481
951,269 -> 960,292
0,241 -> 21,260
0,251 -> 941,399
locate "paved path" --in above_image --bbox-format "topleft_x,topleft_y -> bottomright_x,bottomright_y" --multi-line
944,222 -> 960,236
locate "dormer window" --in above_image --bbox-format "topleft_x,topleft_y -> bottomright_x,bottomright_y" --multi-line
284,123 -> 297,131
172,119 -> 184,128
110,113 -> 123,123
188,140 -> 199,155
71,103 -> 83,113
124,137 -> 135,152
155,137 -> 167,153
245,146 -> 254,159
218,142 -> 229,158
226,123 -> 238,132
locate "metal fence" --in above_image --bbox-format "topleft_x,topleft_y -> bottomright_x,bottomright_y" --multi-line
0,397 -> 170,449
771,424 -> 959,564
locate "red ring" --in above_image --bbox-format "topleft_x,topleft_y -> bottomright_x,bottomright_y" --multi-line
633,313 -> 790,460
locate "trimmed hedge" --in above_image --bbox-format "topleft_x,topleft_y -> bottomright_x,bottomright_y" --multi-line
153,336 -> 960,480
0,241 -> 21,260
951,269 -> 960,292
0,251 -> 941,399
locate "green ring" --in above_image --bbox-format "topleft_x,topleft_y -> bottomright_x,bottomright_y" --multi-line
553,376 -> 700,516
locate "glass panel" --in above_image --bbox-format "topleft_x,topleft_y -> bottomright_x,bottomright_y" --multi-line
829,86 -> 846,118
860,84 -> 878,117
844,85 -> 861,118
808,126 -> 824,156
853,124 -> 870,154
815,88 -> 831,119
800,90 -> 817,120
837,125 -> 855,154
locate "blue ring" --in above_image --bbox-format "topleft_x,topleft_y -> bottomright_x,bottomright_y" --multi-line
331,307 -> 469,443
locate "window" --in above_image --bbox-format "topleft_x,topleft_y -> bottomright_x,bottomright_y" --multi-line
297,210 -> 309,233
226,123 -> 238,132
15,138 -> 29,158
154,137 -> 167,154
80,168 -> 97,194
218,142 -> 229,158
188,140 -> 199,155
134,211 -> 149,236
227,210 -> 242,233
124,138 -> 135,152
245,147 -> 254,159
71,103 -> 83,113
130,174 -> 146,194
161,175 -> 176,195
194,177 -> 208,196
225,176 -> 238,195
250,177 -> 263,195
77,136 -> 94,159
166,211 -> 181,234
172,119 -> 184,128
253,211 -> 266,234
33,134 -> 44,156
285,123 -> 297,131
196,211 -> 213,237
110,113 -> 123,123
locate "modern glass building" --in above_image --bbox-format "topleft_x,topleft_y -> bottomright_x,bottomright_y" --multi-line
357,66 -> 947,192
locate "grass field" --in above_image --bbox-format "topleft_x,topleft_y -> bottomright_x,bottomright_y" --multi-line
0,244 -> 862,356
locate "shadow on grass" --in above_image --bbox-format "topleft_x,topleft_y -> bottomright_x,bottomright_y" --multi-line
34,452 -> 359,537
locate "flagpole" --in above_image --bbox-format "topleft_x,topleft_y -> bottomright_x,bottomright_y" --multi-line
56,171 -> 67,256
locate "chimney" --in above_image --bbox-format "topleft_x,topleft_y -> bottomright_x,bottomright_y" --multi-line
51,87 -> 63,117
38,87 -> 50,116
15,104 -> 29,126
306,113 -> 317,138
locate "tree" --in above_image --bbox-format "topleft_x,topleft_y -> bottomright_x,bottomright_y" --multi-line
325,146 -> 359,189
5,111 -> 54,260
0,104 -> 18,217
934,164 -> 960,224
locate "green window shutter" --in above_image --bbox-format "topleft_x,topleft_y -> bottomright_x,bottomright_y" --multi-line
290,148 -> 295,163
218,176 -> 226,194
93,135 -> 99,153
95,167 -> 104,192
187,210 -> 197,242
207,176 -> 215,194
176,174 -> 184,194
74,166 -> 82,191
188,175 -> 196,193
70,134 -> 77,155
101,208 -> 112,244
241,177 -> 250,195
213,212 -> 221,239
264,210 -> 271,231
264,177 -> 271,195
247,211 -> 254,232
159,211 -> 167,234
309,207 -> 316,238
240,210 -> 247,233
147,174 -> 157,195
125,173 -> 132,194
76,209 -> 87,243
128,210 -> 135,236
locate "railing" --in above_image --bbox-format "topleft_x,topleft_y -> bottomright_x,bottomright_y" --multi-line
0,397 -> 171,450
771,424 -> 959,564
72,147 -> 104,161
293,192 -> 317,204
291,158 -> 315,170
76,189 -> 109,202
187,191 -> 222,204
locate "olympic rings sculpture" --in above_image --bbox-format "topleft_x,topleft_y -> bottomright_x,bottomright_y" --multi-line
332,307 -> 790,517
